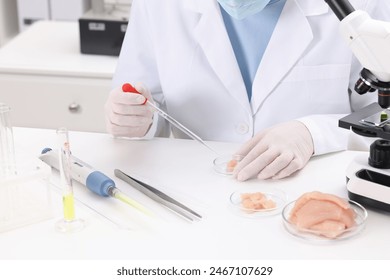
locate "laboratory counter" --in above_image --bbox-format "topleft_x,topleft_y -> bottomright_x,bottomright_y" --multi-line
1,127 -> 390,260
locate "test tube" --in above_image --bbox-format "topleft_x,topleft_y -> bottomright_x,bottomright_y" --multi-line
0,103 -> 16,177
55,127 -> 84,233
0,104 -> 16,223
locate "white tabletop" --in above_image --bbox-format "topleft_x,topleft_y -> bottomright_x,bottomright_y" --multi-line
1,127 -> 390,260
0,21 -> 117,78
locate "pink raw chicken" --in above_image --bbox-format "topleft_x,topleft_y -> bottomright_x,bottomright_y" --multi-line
240,192 -> 276,213
289,191 -> 356,238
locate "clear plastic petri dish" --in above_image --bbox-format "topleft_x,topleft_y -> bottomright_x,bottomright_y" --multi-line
229,187 -> 287,218
282,199 -> 367,242
213,154 -> 243,175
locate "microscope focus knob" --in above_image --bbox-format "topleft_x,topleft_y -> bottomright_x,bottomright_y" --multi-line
369,139 -> 390,169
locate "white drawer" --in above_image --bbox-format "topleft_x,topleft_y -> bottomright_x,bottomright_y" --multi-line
0,73 -> 110,132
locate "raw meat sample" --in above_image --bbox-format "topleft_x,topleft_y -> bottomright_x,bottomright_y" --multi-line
240,192 -> 276,213
226,159 -> 238,172
289,191 -> 356,238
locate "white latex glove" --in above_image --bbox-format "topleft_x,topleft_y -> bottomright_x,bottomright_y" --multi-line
104,83 -> 154,137
233,121 -> 314,181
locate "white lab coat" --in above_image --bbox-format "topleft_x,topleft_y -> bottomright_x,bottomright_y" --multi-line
112,0 -> 390,155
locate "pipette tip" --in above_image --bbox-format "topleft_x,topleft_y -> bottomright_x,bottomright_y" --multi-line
114,189 -> 154,217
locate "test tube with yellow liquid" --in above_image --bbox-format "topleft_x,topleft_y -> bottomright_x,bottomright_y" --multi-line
55,127 -> 84,233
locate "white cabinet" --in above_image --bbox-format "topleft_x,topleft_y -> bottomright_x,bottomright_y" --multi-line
16,0 -> 51,31
0,74 -> 110,132
50,0 -> 91,21
0,21 -> 118,133
16,0 -> 91,31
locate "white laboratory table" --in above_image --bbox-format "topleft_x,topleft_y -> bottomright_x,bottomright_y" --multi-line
1,127 -> 390,260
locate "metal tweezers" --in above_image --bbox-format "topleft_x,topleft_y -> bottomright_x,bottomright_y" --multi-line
114,169 -> 202,222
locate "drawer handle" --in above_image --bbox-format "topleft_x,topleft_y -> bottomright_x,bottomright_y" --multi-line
68,103 -> 80,113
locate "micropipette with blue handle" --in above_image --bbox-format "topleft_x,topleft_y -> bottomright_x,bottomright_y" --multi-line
39,148 -> 152,216
122,83 -> 220,155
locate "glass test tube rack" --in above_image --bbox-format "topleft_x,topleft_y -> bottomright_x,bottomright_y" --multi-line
0,104 -> 53,233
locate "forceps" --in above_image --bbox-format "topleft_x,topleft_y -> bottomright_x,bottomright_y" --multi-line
114,169 -> 202,222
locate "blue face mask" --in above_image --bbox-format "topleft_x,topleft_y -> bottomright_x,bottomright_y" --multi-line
217,0 -> 272,20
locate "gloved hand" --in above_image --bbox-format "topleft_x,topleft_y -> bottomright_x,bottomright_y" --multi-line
233,121 -> 314,181
104,83 -> 154,137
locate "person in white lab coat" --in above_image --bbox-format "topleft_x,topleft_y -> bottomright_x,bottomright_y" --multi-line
105,0 -> 390,181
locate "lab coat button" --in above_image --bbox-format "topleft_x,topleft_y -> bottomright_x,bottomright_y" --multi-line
236,123 -> 249,134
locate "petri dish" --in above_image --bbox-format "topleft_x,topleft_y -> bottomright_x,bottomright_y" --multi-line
282,199 -> 367,242
213,154 -> 243,175
229,187 -> 287,218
